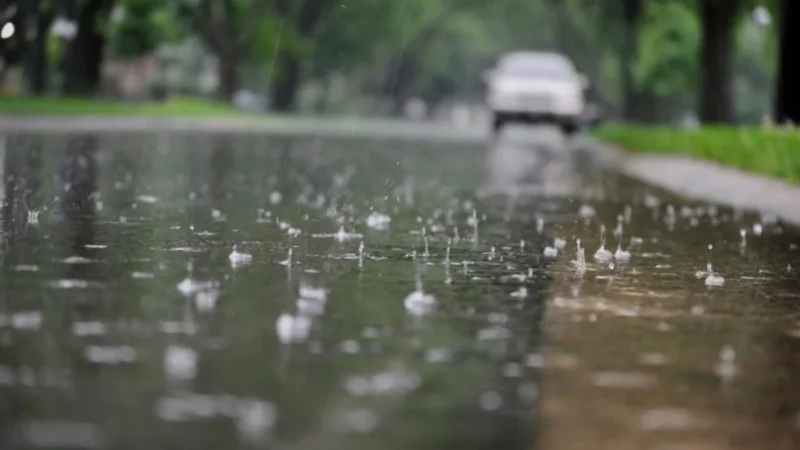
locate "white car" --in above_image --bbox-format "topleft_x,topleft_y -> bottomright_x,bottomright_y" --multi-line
484,51 -> 588,134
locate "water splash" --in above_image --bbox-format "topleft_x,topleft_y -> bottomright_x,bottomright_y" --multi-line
278,248 -> 293,267
229,245 -> 253,267
366,212 -> 391,230
312,226 -> 364,242
571,239 -> 587,277
404,264 -> 436,316
704,262 -> 725,287
701,244 -> 725,287
594,224 -> 613,262
613,220 -> 632,262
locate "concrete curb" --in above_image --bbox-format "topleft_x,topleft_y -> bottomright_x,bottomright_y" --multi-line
592,139 -> 800,227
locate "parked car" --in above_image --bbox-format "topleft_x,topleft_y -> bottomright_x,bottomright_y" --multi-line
483,51 -> 588,135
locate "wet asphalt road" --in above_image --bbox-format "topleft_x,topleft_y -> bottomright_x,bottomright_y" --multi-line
0,124 -> 798,450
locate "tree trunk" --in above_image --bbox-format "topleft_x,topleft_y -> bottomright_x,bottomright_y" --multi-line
385,53 -> 416,117
22,0 -> 53,94
268,0 -> 333,112
314,76 -> 331,114
217,54 -> 239,102
26,17 -> 53,94
698,0 -> 741,124
620,0 -> 642,121
63,0 -> 116,96
775,0 -> 800,124
271,54 -> 301,112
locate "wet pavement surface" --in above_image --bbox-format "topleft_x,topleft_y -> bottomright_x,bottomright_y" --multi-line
0,126 -> 798,450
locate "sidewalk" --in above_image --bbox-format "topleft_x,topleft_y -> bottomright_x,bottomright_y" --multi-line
593,139 -> 800,227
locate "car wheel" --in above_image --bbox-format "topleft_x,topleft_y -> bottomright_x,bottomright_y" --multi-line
492,113 -> 506,133
560,122 -> 579,136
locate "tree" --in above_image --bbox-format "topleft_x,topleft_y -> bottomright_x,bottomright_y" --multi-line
634,0 -> 700,121
269,0 -> 336,112
0,0 -> 29,84
775,0 -> 800,124
697,0 -> 743,124
62,0 -> 118,96
620,0 -> 644,120
21,0 -> 55,94
112,0 -> 169,59
178,0 -> 269,102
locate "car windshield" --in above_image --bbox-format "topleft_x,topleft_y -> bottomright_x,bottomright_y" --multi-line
502,65 -> 572,79
498,55 -> 573,79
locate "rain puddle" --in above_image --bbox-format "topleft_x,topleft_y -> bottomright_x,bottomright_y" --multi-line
0,131 -> 797,450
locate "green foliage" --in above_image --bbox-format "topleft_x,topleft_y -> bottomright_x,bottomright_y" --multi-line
0,96 -> 247,116
595,124 -> 800,181
112,0 -> 168,58
634,1 -> 700,98
249,11 -> 303,66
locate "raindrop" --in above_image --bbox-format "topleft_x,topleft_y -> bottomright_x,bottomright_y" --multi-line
50,279 -> 90,289
479,391 -> 503,411
195,286 -> 220,312
236,401 -> 277,443
269,191 -> 282,205
10,311 -> 42,330
340,340 -> 361,354
275,314 -> 311,344
330,408 -> 378,433
639,408 -> 702,431
1,22 -> 15,39
578,204 -> 596,219
571,239 -> 586,276
27,210 -> 40,225
510,286 -> 528,298
704,266 -> 724,286
85,345 -> 136,365
163,345 -> 197,380
425,347 -> 453,363
72,321 -> 106,337
714,345 -> 738,380
612,223 -> 631,262
404,288 -> 436,317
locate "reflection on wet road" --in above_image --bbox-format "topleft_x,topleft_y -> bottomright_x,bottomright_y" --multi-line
0,125 -> 798,449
